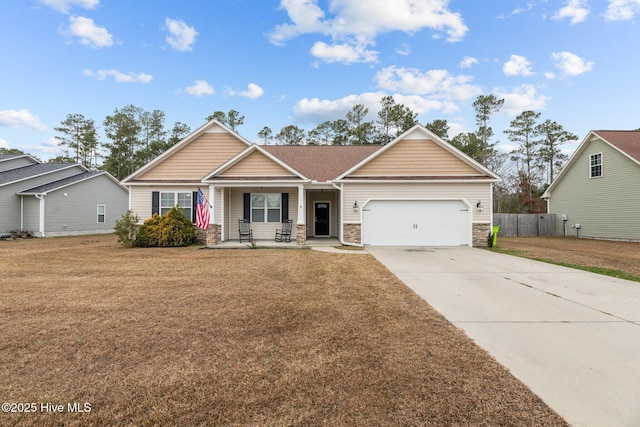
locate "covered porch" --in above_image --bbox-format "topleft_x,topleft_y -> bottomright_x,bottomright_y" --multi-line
202,183 -> 343,247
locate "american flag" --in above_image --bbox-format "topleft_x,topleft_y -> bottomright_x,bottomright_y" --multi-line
196,188 -> 210,230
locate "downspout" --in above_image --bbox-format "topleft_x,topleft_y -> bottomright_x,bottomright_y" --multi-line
35,194 -> 45,237
331,181 -> 360,247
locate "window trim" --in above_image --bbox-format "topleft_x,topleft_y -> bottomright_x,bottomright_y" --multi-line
589,152 -> 603,178
159,191 -> 192,219
97,204 -> 106,223
250,193 -> 281,223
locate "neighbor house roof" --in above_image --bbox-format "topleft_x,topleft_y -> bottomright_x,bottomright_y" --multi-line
0,163 -> 81,187
262,145 -> 381,182
592,130 -> 640,163
17,170 -> 114,195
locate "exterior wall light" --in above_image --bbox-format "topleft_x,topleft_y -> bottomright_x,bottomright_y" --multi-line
476,201 -> 483,212
353,201 -> 359,212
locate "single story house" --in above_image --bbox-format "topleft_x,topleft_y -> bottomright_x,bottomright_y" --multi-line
122,120 -> 500,247
0,154 -> 129,237
542,130 -> 640,241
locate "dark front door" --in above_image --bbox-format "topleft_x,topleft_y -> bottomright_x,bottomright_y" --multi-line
314,202 -> 330,236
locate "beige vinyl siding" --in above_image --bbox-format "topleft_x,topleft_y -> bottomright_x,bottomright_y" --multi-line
139,133 -> 249,180
219,151 -> 296,177
349,139 -> 480,177
548,138 -> 640,240
342,182 -> 492,223
225,187 -> 298,241
130,186 -> 198,222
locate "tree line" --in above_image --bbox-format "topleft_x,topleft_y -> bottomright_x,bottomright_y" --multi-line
31,94 -> 577,213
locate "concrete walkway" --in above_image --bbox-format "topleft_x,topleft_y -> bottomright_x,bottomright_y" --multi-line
366,246 -> 640,427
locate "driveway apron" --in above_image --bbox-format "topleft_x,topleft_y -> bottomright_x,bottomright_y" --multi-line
367,246 -> 640,427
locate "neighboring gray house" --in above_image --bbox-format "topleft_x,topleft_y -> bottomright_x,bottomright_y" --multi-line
0,154 -> 128,237
542,130 -> 640,241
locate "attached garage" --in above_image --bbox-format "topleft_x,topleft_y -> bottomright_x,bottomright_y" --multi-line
361,200 -> 471,246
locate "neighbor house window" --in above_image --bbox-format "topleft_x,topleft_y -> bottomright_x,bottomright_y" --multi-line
160,192 -> 192,219
251,193 -> 281,222
97,205 -> 106,223
590,153 -> 602,178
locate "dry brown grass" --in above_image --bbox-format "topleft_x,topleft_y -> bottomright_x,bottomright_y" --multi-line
0,235 -> 566,426
496,236 -> 640,278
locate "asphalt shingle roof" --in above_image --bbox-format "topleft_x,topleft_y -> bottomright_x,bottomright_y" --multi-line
593,130 -> 640,164
0,163 -> 77,186
17,170 -> 104,194
262,145 -> 381,181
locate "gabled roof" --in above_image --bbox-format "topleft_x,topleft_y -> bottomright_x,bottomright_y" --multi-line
17,170 -> 126,195
0,154 -> 40,165
0,163 -> 83,187
543,130 -> 640,198
262,145 -> 381,182
203,144 -> 310,181
121,119 -> 252,184
336,125 -> 500,181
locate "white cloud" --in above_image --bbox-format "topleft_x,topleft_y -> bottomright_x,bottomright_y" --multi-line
165,18 -> 198,52
62,16 -> 113,48
503,54 -> 534,76
0,138 -> 9,148
37,0 -> 99,14
310,41 -> 378,63
495,85 -> 550,115
83,69 -> 153,83
553,0 -> 590,24
396,44 -> 411,56
239,83 -> 264,99
374,66 -> 482,101
184,80 -> 214,96
0,110 -> 47,131
605,0 -> 640,20
459,56 -> 478,69
269,0 -> 468,64
551,51 -> 594,76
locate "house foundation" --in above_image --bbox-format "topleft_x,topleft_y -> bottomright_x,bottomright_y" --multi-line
343,223 -> 361,245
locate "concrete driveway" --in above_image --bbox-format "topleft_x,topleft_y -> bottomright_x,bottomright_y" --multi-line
367,246 -> 640,427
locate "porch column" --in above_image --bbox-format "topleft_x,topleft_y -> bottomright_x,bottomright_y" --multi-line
297,184 -> 306,246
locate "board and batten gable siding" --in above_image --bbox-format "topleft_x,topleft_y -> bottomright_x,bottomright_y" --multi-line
0,167 -> 85,233
138,132 -> 249,180
342,182 -> 492,224
218,150 -> 296,178
548,137 -> 640,240
41,174 -> 128,236
226,187 -> 298,241
348,139 -> 480,177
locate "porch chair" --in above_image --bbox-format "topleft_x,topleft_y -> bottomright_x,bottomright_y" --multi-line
238,219 -> 253,243
275,219 -> 293,243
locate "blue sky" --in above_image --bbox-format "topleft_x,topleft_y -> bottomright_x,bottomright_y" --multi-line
1,0 -> 639,160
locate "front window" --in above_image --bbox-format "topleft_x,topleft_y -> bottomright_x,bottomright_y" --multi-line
251,193 -> 281,222
160,192 -> 192,219
590,153 -> 602,178
97,205 -> 105,223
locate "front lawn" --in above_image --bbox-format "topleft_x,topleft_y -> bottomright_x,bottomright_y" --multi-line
0,235 -> 566,426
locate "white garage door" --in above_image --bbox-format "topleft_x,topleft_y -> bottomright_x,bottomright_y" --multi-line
362,200 -> 470,246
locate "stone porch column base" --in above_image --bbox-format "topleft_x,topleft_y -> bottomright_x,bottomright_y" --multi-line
296,224 -> 306,246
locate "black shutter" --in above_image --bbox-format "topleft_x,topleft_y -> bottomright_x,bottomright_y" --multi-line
243,193 -> 250,221
152,191 -> 159,215
192,191 -> 198,222
282,193 -> 289,221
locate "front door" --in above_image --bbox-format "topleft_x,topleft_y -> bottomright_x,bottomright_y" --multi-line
314,202 -> 330,236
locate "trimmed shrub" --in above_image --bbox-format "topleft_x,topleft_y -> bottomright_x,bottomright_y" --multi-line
114,210 -> 140,247
135,207 -> 196,247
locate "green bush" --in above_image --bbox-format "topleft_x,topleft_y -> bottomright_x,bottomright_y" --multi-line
135,207 -> 196,247
114,210 -> 140,247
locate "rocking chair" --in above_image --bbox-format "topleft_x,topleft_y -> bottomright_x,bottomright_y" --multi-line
275,219 -> 293,243
238,219 -> 253,243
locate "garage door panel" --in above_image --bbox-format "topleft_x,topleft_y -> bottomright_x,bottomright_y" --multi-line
362,200 -> 470,246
